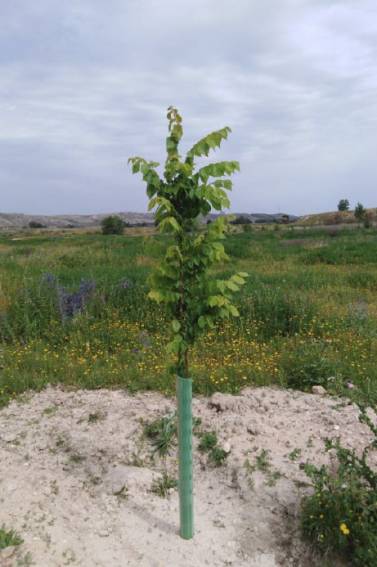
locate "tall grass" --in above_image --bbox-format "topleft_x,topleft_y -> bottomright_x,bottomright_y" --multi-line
1,227 -> 377,406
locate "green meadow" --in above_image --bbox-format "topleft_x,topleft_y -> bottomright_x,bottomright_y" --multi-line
1,225 -> 377,407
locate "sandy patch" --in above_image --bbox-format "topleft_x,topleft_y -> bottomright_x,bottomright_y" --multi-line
0,386 -> 372,567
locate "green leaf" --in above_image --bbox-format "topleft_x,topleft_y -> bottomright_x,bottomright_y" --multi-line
228,305 -> 240,317
226,281 -> 239,292
198,316 -> 206,329
172,320 -> 181,332
148,290 -> 164,303
185,127 -> 232,163
159,216 -> 181,233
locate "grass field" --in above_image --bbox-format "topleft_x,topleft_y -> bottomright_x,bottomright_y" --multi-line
1,225 -> 377,407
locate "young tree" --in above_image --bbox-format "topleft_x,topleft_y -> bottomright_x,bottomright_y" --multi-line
354,202 -> 366,222
129,106 -> 246,539
101,215 -> 124,235
338,199 -> 350,212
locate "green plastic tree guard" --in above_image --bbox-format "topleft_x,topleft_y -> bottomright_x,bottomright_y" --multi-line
177,375 -> 194,539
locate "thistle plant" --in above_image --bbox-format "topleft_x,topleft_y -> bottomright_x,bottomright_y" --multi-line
129,106 -> 247,377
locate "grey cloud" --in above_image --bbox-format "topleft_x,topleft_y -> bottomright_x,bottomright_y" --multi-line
0,0 -> 376,215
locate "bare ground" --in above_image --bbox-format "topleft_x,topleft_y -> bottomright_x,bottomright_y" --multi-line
0,386 -> 373,567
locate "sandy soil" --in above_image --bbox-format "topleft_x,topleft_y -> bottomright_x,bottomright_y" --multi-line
0,386 -> 374,567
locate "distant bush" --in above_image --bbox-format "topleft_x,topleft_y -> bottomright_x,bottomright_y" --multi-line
301,407 -> 377,566
101,215 -> 124,235
354,202 -> 366,222
230,215 -> 252,225
29,221 -> 46,229
364,211 -> 373,229
338,199 -> 350,211
281,341 -> 338,391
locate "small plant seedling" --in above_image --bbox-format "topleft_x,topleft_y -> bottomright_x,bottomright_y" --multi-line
198,431 -> 218,452
0,525 -> 23,550
16,552 -> 33,566
43,405 -> 58,416
288,448 -> 302,461
265,470 -> 282,487
245,450 -> 282,487
88,411 -> 104,423
151,472 -> 178,498
243,459 -> 255,490
255,449 -> 271,472
197,430 -> 228,466
143,413 -> 177,457
208,446 -> 228,467
68,452 -> 85,464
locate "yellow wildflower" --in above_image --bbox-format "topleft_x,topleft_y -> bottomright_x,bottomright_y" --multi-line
340,523 -> 350,535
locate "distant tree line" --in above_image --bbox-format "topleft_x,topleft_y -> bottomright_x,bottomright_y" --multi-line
337,199 -> 373,228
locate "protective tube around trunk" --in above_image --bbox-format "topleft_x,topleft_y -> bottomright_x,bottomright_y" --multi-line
177,376 -> 194,539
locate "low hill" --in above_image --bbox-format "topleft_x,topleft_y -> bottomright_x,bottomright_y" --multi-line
0,211 -> 299,230
0,212 -> 154,230
298,208 -> 377,226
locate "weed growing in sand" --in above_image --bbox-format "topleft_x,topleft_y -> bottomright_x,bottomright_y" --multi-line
197,430 -> 228,467
143,413 -> 177,456
43,405 -> 58,416
0,525 -> 23,549
198,431 -> 217,452
87,411 -> 105,423
151,472 -> 177,497
244,449 -> 282,487
288,448 -> 302,461
301,405 -> 377,566
16,552 -> 33,566
208,446 -> 228,467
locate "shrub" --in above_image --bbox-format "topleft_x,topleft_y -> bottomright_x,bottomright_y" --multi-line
231,215 -> 252,225
29,221 -> 46,228
354,202 -> 366,222
338,199 -> 350,212
301,407 -> 377,566
101,215 -> 124,235
281,341 -> 339,391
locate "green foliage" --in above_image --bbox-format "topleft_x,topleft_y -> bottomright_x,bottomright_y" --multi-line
143,413 -> 177,456
101,215 -> 124,235
151,472 -> 177,497
129,107 -> 246,376
243,286 -> 316,339
0,525 -> 23,549
301,407 -> 377,566
337,199 -> 350,212
208,446 -> 228,467
244,449 -> 282,486
281,341 -> 339,391
2,228 -> 377,407
29,221 -> 46,229
198,431 -> 218,452
196,430 -> 228,466
354,202 -> 366,222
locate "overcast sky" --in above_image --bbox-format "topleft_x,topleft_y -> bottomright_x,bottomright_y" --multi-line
1,0 -> 376,215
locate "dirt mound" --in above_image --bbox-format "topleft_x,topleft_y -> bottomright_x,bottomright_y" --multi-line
0,386 -> 371,566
